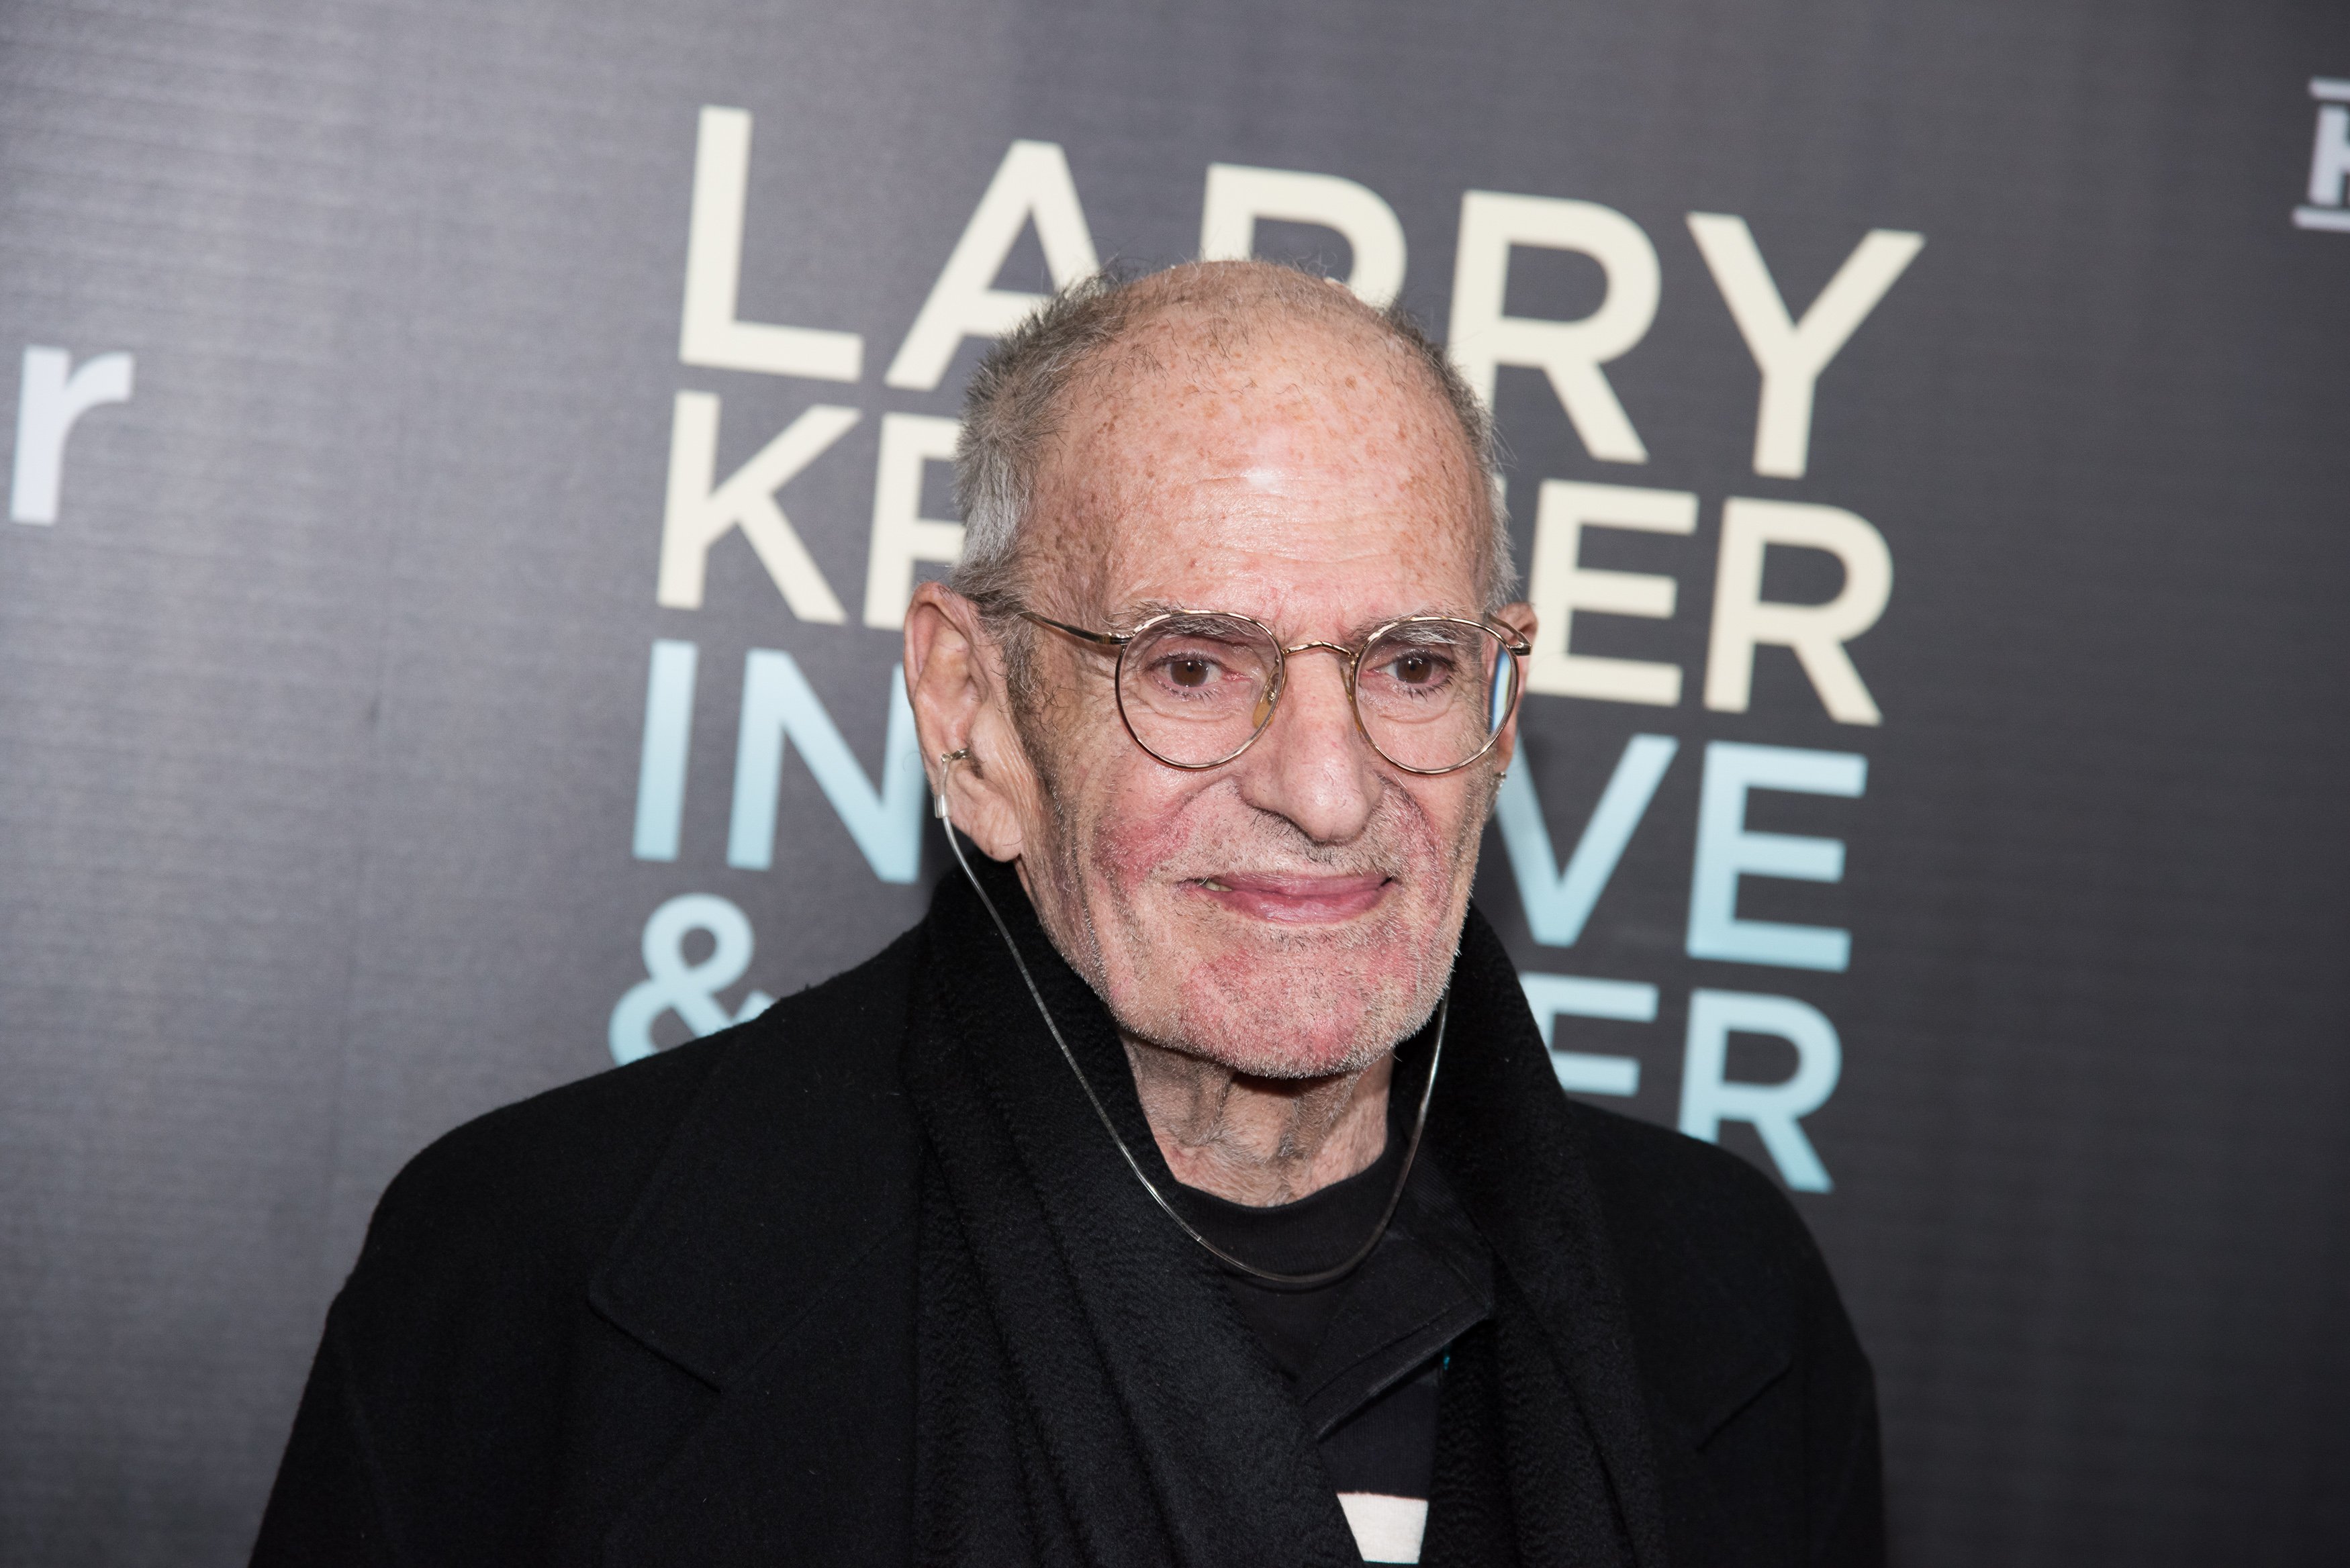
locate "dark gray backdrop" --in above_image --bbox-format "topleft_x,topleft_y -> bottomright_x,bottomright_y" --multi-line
3,0 -> 2346,1562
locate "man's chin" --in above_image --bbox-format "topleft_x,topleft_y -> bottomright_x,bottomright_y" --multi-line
1221,1043 -> 1388,1082
1162,968 -> 1434,1081
1086,892 -> 1456,1078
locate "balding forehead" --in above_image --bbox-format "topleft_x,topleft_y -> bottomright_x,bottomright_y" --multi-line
1120,259 -> 1378,327
1055,295 -> 1474,493
1078,271 -> 1433,399
949,259 -> 1515,624
1024,302 -> 1490,613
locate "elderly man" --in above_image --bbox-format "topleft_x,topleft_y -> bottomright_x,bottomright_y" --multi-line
254,261 -> 1882,1567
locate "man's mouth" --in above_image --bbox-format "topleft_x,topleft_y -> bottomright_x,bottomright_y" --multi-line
1189,872 -> 1394,924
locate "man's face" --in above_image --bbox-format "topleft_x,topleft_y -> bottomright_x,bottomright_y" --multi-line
1006,307 -> 1523,1080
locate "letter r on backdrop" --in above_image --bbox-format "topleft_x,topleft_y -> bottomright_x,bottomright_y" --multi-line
11,346 -> 134,524
1680,989 -> 1842,1191
1448,192 -> 1660,463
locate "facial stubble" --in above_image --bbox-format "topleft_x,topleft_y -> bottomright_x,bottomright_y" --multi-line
1013,696 -> 1497,1081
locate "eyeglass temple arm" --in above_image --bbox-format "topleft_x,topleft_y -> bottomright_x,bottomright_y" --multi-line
1464,614 -> 1532,656
1019,609 -> 1131,648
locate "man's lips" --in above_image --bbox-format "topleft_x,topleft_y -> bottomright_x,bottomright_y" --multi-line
1187,872 -> 1394,924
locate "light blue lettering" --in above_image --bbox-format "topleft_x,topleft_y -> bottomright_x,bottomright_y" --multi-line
1686,741 -> 1865,971
1519,972 -> 1656,1095
728,652 -> 925,883
632,639 -> 698,861
1678,987 -> 1842,1191
608,893 -> 775,1065
1495,734 -> 1679,946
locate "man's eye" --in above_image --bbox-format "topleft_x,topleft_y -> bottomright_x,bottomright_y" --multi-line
1379,651 -> 1453,687
1162,656 -> 1219,688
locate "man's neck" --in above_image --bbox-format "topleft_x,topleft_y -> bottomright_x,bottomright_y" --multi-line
1121,1038 -> 1393,1207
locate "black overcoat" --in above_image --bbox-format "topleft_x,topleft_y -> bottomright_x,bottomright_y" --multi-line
252,905 -> 1883,1565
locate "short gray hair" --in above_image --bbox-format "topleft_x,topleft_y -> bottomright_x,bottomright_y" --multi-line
949,261 -> 1516,625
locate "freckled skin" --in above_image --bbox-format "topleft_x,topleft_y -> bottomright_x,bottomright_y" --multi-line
1021,317 -> 1495,1069
908,265 -> 1536,1204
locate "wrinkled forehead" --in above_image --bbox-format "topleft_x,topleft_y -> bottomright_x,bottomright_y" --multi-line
1024,305 -> 1488,620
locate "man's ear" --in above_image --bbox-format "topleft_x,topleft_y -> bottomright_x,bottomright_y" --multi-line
904,581 -> 1033,862
1489,599 -> 1538,775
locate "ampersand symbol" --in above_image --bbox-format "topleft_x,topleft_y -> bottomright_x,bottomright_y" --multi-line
608,893 -> 775,1065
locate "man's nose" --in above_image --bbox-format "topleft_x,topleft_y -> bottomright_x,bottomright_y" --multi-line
1234,650 -> 1384,844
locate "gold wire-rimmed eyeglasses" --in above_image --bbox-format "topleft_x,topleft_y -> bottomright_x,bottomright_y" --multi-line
1019,607 -> 1531,775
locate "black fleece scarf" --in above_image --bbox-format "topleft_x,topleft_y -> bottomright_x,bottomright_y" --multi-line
901,857 -> 1671,1568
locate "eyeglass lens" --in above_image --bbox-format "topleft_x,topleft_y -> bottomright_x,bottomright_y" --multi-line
1116,614 -> 1520,771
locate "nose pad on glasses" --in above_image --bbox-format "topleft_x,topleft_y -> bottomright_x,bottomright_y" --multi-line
1251,692 -> 1274,730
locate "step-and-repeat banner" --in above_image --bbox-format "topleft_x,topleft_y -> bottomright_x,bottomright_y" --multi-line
3,0 -> 2345,1561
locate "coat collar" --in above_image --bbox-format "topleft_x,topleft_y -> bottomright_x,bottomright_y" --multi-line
584,932 -> 927,1565
579,875 -> 1794,1565
587,928 -> 926,1387
1424,909 -> 1734,1568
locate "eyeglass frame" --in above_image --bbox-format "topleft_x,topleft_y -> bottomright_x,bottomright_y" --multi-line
1017,607 -> 1533,776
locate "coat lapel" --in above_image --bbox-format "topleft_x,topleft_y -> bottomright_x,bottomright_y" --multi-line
588,933 -> 927,1566
1427,909 -> 1678,1567
1433,905 -> 1815,1564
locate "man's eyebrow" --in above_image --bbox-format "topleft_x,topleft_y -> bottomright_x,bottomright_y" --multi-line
1103,600 -> 1485,639
1101,601 -> 1234,631
1372,616 -> 1483,644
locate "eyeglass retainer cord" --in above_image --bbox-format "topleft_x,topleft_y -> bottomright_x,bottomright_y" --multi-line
933,748 -> 1444,1291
